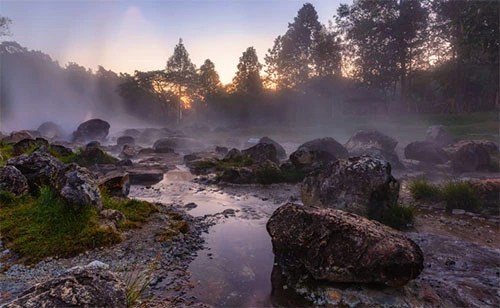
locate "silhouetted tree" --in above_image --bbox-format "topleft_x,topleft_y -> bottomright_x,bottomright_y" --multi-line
232,46 -> 263,95
199,59 -> 222,99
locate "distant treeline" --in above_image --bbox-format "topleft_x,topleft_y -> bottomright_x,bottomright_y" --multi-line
0,0 -> 498,128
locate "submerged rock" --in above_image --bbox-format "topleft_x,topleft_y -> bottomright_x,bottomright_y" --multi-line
72,118 -> 110,143
267,203 -> 424,287
4,261 -> 127,308
301,156 -> 399,217
0,165 -> 29,196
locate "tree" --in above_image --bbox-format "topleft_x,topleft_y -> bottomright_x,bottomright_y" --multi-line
0,16 -> 12,37
199,59 -> 222,100
232,46 -> 263,95
165,38 -> 198,124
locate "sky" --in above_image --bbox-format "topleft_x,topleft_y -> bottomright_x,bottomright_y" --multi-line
1,0 -> 346,84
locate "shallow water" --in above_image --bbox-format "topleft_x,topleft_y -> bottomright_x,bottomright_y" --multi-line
129,166 -> 286,307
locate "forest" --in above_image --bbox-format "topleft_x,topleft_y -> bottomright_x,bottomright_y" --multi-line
0,0 -> 498,128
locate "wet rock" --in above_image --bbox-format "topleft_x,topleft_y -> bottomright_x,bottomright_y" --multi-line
446,140 -> 491,172
117,135 -> 135,146
7,151 -> 63,194
267,203 -> 424,287
4,261 -> 127,308
119,144 -> 138,159
37,121 -> 66,140
404,141 -> 449,165
72,118 -> 110,143
2,131 -> 35,144
301,156 -> 399,217
97,172 -> 130,198
56,163 -> 102,211
76,145 -> 119,167
426,125 -> 452,146
259,136 -> 287,159
345,130 -> 403,169
290,137 -> 348,172
0,166 -> 29,196
184,202 -> 198,209
242,143 -> 279,165
12,138 -> 49,156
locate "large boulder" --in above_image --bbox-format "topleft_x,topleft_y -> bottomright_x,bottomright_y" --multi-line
426,125 -> 452,146
72,118 -> 110,143
242,143 -> 279,165
75,145 -> 119,168
290,137 -> 348,172
404,141 -> 449,165
56,164 -> 103,211
446,140 -> 491,172
12,138 -> 49,156
116,135 -> 135,146
4,261 -> 127,308
2,131 -> 34,144
97,172 -> 130,198
0,165 -> 29,196
301,156 -> 399,217
49,144 -> 74,157
267,203 -> 424,287
37,121 -> 67,140
469,179 -> 500,215
7,151 -> 63,194
258,136 -> 287,159
218,167 -> 256,184
345,130 -> 403,169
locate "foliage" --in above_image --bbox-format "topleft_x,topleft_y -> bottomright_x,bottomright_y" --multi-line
123,260 -> 158,307
369,204 -> 415,230
0,140 -> 13,165
102,192 -> 158,229
409,178 -> 441,201
0,186 -> 121,264
232,46 -> 263,95
442,181 -> 479,212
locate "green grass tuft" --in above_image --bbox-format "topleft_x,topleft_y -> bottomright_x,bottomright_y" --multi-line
369,205 -> 415,230
102,191 -> 158,229
409,178 -> 442,201
442,181 -> 479,212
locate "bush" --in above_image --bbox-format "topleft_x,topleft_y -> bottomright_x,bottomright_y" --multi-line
442,181 -> 479,212
409,178 -> 441,201
369,205 -> 415,230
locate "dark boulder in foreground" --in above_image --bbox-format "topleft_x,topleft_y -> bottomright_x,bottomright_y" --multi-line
72,118 -> 110,143
267,203 -> 424,287
0,165 -> 29,196
301,156 -> 399,217
290,137 -> 348,172
404,141 -> 448,165
4,261 -> 126,308
258,136 -> 287,159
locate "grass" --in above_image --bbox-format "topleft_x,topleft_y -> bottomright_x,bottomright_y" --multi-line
442,181 -> 479,212
0,140 -> 14,165
369,204 -> 415,230
408,178 -> 442,201
0,187 -> 121,264
123,260 -> 158,307
101,191 -> 158,229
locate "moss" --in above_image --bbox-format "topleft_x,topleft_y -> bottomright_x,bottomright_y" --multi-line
409,178 -> 441,201
0,141 -> 14,165
48,147 -> 78,164
0,186 -> 121,264
256,167 -> 306,185
369,205 -> 415,230
101,191 -> 158,230
442,181 -> 479,212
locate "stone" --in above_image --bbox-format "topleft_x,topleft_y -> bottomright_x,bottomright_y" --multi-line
122,129 -> 141,138
127,167 -> 164,185
452,209 -> 466,215
290,137 -> 348,172
426,125 -> 452,146
56,163 -> 103,211
97,172 -> 130,198
345,130 -> 398,153
4,262 -> 127,308
446,140 -> 491,172
76,145 -> 119,168
301,156 -> 399,217
119,144 -> 138,159
242,143 -> 279,165
0,166 -> 29,196
116,135 -> 135,146
469,179 -> 500,215
259,136 -> 287,159
266,203 -> 424,287
224,148 -> 242,160
218,167 -> 256,184
7,151 -> 63,194
215,146 -> 228,155
99,209 -> 126,230
72,118 -> 110,143
2,131 -> 34,144
37,121 -> 66,140
12,138 -> 49,156
153,138 -> 175,153
404,141 -> 449,165
153,137 -> 204,152
49,144 -> 74,157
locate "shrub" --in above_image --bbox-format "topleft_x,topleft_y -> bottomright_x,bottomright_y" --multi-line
409,178 -> 441,201
442,181 -> 479,212
369,205 -> 415,230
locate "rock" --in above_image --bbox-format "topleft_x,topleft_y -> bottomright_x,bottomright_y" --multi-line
184,202 -> 198,209
469,179 -> 500,215
72,118 -> 110,143
215,146 -> 228,155
345,130 -> 398,153
404,141 -> 449,165
290,137 -> 348,172
0,166 -> 29,196
445,140 -> 491,172
2,130 -> 34,144
242,143 -> 279,165
56,163 -> 102,211
122,128 -> 141,138
4,262 -> 127,308
266,203 -> 424,287
426,125 -> 452,146
76,145 -> 119,167
7,151 -> 63,194
301,156 -> 399,217
119,144 -> 138,159
224,148 -> 242,160
153,138 -> 175,153
37,121 -> 66,140
97,172 -> 130,198
116,135 -> 135,146
184,153 -> 202,164
12,138 -> 49,156
259,136 -> 287,159
218,167 -> 256,184
186,159 -> 217,175
452,209 -> 466,215
49,144 -> 74,157
99,209 -> 126,230
153,137 -> 204,152
127,167 -> 164,185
